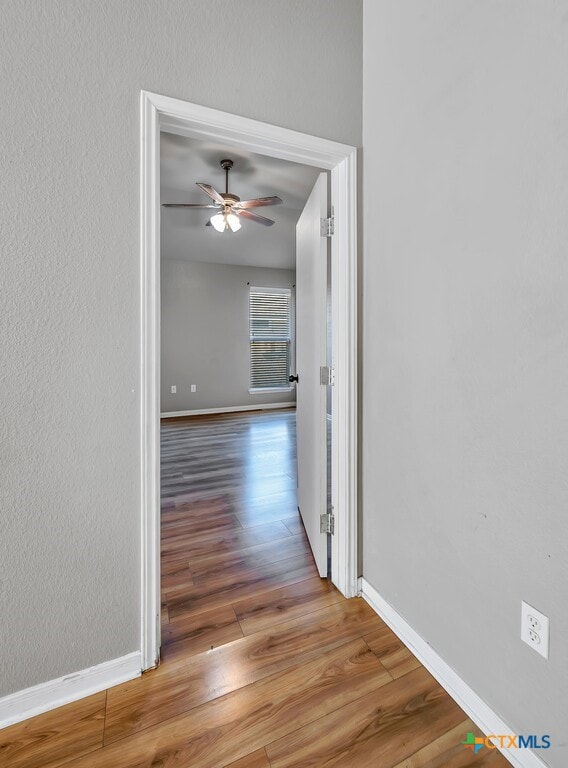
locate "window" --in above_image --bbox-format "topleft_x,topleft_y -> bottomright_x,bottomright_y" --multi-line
249,287 -> 292,391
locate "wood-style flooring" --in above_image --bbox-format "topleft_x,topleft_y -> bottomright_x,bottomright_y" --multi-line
0,409 -> 508,767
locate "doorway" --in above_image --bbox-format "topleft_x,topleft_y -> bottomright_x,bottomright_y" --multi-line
140,91 -> 358,670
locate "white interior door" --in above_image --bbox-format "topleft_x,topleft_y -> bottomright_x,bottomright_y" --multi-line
294,173 -> 328,577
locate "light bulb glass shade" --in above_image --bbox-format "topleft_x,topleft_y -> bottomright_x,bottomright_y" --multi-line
210,212 -> 227,232
226,212 -> 241,232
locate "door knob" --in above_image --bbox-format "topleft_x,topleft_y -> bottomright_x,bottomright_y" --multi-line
289,374 -> 299,383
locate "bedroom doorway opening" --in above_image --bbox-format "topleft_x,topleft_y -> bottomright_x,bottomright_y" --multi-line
140,91 -> 358,669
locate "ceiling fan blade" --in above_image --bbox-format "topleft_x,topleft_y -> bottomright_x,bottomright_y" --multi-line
196,183 -> 225,204
162,203 -> 220,208
237,209 -> 275,227
234,196 -> 283,209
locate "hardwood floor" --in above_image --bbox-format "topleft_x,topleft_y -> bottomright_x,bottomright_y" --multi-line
0,409 -> 508,767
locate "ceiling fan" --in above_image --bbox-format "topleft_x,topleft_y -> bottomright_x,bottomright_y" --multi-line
162,158 -> 282,232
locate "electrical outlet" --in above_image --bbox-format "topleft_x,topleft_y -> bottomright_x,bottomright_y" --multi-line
521,601 -> 549,659
170,385 -> 177,394
191,384 -> 197,393
527,614 -> 541,631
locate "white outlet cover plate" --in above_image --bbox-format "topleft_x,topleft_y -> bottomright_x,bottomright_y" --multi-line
521,601 -> 549,659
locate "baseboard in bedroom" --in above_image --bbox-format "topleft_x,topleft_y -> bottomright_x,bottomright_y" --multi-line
359,578 -> 548,768
161,402 -> 295,418
0,651 -> 141,730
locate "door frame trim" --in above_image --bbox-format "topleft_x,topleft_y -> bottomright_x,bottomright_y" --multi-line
140,90 -> 358,670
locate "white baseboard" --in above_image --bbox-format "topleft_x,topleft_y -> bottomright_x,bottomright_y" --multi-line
161,402 -> 295,418
359,579 -> 549,768
0,651 -> 141,730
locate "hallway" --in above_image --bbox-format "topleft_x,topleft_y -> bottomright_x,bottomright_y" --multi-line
1,409 -> 507,767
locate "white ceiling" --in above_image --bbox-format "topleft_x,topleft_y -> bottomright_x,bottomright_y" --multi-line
160,131 -> 322,270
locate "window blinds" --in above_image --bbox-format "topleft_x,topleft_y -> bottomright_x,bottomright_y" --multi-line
249,288 -> 292,389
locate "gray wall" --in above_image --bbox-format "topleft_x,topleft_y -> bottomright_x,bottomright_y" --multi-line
0,0 -> 362,697
161,260 -> 295,412
362,2 -> 568,764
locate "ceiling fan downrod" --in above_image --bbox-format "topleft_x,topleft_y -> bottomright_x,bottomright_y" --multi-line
220,158 -> 233,195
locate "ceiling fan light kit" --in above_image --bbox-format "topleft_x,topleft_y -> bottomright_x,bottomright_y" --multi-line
162,158 -> 282,232
210,208 -> 241,232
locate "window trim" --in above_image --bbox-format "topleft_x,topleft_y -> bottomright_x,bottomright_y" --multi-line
249,285 -> 294,393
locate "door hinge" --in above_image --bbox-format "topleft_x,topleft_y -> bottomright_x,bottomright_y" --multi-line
320,216 -> 334,237
320,365 -> 335,386
320,509 -> 335,535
